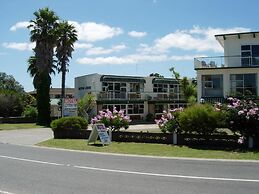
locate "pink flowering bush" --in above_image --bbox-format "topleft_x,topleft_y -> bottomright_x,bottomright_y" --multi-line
155,108 -> 183,133
91,107 -> 131,131
224,97 -> 259,137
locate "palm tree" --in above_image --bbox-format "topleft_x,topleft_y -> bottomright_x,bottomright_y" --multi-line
55,21 -> 78,116
28,7 -> 59,126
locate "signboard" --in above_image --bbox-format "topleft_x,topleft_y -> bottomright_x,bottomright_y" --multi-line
88,123 -> 111,145
63,98 -> 78,117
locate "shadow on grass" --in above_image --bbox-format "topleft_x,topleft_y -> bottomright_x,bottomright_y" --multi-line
183,144 -> 259,153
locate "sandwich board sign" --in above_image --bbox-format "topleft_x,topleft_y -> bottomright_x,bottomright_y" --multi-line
88,123 -> 111,145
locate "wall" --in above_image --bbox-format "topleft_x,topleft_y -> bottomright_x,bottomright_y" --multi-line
197,67 -> 259,100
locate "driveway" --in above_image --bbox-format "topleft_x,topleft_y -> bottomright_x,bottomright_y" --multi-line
0,128 -> 53,146
0,124 -> 159,146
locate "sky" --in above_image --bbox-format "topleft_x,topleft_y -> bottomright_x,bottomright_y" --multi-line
1,0 -> 259,92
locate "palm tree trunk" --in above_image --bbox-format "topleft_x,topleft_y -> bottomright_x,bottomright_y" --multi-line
61,64 -> 66,117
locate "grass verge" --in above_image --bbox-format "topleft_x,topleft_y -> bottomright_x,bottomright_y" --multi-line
0,123 -> 45,131
37,139 -> 259,160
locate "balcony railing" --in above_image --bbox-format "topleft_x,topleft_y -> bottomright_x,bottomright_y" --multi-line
194,55 -> 259,69
98,91 -> 185,101
98,92 -> 142,100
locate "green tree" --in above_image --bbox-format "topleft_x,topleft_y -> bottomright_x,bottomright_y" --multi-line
78,93 -> 96,120
169,67 -> 197,102
149,73 -> 164,78
55,21 -> 77,116
0,72 -> 24,93
28,7 -> 59,126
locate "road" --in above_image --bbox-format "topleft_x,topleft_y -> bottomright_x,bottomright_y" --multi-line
0,143 -> 259,194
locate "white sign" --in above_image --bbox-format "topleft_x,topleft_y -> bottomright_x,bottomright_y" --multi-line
63,98 -> 78,117
88,124 -> 111,145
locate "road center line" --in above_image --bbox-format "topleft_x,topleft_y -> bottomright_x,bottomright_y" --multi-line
73,165 -> 259,183
0,189 -> 15,194
1,154 -> 259,183
0,155 -> 64,166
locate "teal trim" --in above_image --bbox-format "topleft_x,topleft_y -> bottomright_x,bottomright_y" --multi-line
152,78 -> 179,84
100,75 -> 146,83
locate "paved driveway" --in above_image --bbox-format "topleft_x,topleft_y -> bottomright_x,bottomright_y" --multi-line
0,128 -> 53,146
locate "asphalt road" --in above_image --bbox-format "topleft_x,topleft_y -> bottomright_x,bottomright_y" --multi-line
0,143 -> 259,194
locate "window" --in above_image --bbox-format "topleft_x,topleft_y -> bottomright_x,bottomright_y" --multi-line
102,104 -> 127,112
127,104 -> 144,114
201,75 -> 223,97
153,84 -> 168,93
154,104 -> 164,113
130,83 -> 143,92
241,45 -> 259,66
230,74 -> 257,96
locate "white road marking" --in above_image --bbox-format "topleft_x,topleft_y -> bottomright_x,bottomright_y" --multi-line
1,154 -> 259,183
74,165 -> 259,183
0,189 -> 15,194
0,155 -> 64,166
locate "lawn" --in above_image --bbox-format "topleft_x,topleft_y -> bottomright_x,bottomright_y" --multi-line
0,123 -> 45,131
37,139 -> 259,160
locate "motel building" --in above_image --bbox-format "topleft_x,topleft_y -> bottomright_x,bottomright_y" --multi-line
75,74 -> 187,120
195,31 -> 259,102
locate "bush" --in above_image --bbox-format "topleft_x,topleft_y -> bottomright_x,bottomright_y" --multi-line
155,108 -> 183,133
51,116 -> 88,132
223,97 -> 259,137
178,104 -> 222,135
91,107 -> 131,131
145,113 -> 154,122
22,106 -> 38,118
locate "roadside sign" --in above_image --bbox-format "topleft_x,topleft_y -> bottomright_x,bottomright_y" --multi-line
88,123 -> 111,145
63,98 -> 78,117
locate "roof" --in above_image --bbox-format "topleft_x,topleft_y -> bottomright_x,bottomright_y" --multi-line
152,78 -> 179,84
100,75 -> 146,83
215,31 -> 259,47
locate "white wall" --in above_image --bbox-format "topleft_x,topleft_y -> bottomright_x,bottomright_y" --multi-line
224,34 -> 259,67
197,68 -> 259,100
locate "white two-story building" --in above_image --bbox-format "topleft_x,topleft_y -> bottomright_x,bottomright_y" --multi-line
75,74 -> 186,120
195,31 -> 259,102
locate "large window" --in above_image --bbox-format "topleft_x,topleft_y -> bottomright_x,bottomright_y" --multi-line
202,75 -> 223,97
241,45 -> 259,66
128,104 -> 144,114
153,84 -> 168,93
230,74 -> 257,96
102,82 -> 127,99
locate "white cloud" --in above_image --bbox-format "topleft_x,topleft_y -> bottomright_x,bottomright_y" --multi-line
10,21 -> 30,31
2,42 -> 35,51
128,31 -> 147,38
74,42 -> 93,49
69,21 -> 123,42
86,44 -> 126,55
77,54 -> 168,65
138,26 -> 250,54
170,54 -> 207,61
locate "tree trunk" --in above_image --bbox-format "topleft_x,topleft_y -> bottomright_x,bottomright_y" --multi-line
61,64 -> 66,117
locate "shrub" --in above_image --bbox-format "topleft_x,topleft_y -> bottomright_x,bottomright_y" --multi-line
178,104 -> 222,135
51,116 -> 88,132
22,106 -> 38,118
155,108 -> 183,133
223,97 -> 259,137
91,107 -> 131,131
145,113 -> 154,122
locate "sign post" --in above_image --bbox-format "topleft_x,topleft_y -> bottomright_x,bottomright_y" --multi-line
88,124 -> 111,146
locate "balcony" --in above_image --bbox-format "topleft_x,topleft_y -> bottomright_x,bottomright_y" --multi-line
98,91 -> 142,101
194,56 -> 259,69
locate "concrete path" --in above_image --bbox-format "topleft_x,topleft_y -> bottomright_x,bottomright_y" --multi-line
0,124 -> 159,146
0,128 -> 53,146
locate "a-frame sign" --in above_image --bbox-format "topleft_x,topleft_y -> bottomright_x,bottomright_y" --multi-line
88,123 -> 111,145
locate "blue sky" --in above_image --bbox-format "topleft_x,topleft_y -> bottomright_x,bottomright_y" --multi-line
1,0 -> 259,91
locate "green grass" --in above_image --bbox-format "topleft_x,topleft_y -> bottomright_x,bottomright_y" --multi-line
0,123 -> 45,131
37,139 -> 259,160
